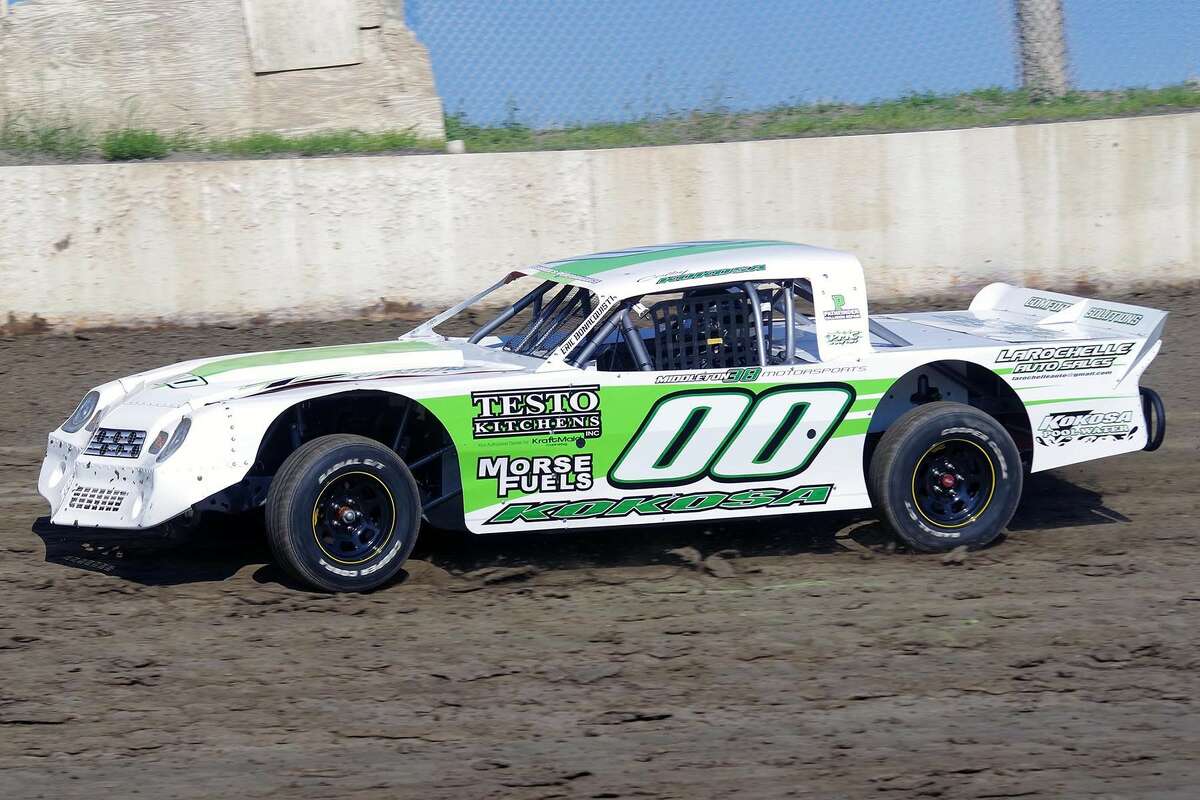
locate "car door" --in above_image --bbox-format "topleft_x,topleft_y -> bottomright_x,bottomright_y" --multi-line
557,281 -> 863,529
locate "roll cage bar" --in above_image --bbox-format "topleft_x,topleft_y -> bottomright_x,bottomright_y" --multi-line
568,279 -> 807,371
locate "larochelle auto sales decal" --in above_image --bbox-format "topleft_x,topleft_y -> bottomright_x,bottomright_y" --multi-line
995,342 -> 1134,374
471,386 -> 602,439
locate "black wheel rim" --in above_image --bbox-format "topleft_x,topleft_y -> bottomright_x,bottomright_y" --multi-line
912,439 -> 995,528
312,471 -> 396,564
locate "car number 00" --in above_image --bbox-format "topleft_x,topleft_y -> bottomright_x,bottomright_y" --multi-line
609,386 -> 854,488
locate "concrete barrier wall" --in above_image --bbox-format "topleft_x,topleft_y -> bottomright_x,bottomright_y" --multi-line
0,0 -> 444,139
2,112 -> 1198,330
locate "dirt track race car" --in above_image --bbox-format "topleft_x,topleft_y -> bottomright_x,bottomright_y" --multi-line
38,241 -> 1168,592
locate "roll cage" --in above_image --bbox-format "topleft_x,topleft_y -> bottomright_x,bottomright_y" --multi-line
569,279 -> 818,371
414,269 -> 905,369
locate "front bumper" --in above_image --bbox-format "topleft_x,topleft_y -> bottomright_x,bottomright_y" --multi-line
40,434 -> 161,528
39,405 -> 255,529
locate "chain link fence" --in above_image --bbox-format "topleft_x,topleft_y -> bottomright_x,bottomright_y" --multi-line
407,0 -> 1200,137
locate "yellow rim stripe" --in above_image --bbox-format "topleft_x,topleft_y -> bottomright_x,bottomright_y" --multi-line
910,438 -> 996,530
311,470 -> 397,565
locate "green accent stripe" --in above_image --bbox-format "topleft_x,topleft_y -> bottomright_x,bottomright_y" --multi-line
848,378 -> 896,394
849,398 -> 880,413
538,240 -> 788,278
1023,395 -> 1121,407
192,341 -> 439,378
993,367 -> 1015,375
832,418 -> 871,438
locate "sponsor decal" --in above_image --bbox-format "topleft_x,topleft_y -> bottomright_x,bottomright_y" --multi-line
471,385 -> 602,439
1024,296 -> 1072,313
822,294 -> 862,321
995,342 -> 1134,375
655,263 -> 766,285
530,433 -> 589,448
762,364 -> 868,377
824,329 -> 862,346
654,367 -> 762,385
486,484 -> 833,524
477,454 -> 593,497
1084,306 -> 1143,326
1037,409 -> 1136,446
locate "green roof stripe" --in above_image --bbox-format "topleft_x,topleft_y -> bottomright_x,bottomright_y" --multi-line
192,341 -> 439,378
538,240 -> 788,278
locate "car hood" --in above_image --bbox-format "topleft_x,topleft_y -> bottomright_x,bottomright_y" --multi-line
94,338 -> 526,421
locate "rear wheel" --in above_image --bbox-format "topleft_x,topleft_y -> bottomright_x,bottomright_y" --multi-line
266,434 -> 421,592
868,402 -> 1022,552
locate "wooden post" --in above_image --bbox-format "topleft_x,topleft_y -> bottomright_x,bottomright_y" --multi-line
1015,0 -> 1071,98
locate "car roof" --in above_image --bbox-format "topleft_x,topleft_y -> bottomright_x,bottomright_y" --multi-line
520,239 -> 860,297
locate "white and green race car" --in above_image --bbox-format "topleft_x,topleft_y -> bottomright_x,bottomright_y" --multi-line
39,241 -> 1167,592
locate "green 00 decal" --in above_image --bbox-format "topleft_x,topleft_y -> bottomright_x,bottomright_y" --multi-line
609,385 -> 855,488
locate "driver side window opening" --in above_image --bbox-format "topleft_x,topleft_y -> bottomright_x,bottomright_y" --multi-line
573,280 -> 821,372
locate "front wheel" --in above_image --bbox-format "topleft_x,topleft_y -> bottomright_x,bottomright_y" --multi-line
266,434 -> 421,592
868,402 -> 1023,553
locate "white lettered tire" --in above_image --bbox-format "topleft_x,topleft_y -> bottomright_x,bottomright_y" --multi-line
868,402 -> 1023,552
266,434 -> 421,592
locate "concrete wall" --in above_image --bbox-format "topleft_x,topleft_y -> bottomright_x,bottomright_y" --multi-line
2,112 -> 1198,331
0,0 -> 444,138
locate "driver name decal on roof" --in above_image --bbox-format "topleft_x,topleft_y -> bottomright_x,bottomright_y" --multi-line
654,263 -> 766,285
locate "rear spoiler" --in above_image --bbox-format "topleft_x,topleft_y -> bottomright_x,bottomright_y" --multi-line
970,283 -> 1166,391
970,283 -> 1167,343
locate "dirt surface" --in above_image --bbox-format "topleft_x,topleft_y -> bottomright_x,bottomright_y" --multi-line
1,289 -> 1197,799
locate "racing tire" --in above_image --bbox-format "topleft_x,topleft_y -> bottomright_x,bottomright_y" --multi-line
868,402 -> 1022,553
266,434 -> 421,592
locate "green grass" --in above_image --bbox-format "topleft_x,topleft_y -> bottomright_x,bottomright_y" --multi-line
207,128 -> 443,157
2,84 -> 1199,163
0,120 -> 443,162
450,83 -> 1200,153
0,113 -> 92,160
101,128 -> 170,161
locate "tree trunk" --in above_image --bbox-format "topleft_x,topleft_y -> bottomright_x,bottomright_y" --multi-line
1015,0 -> 1071,98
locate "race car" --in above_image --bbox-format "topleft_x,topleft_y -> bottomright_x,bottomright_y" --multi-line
38,241 -> 1167,592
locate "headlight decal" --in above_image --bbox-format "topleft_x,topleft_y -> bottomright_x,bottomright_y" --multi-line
156,418 -> 192,463
61,391 -> 100,433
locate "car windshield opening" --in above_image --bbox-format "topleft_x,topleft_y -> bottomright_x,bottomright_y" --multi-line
444,277 -> 598,359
